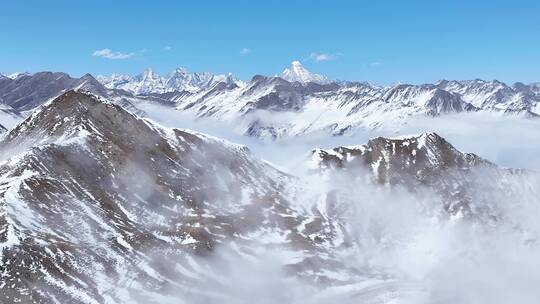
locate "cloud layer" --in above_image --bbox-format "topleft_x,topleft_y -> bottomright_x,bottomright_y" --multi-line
309,52 -> 337,62
92,48 -> 135,60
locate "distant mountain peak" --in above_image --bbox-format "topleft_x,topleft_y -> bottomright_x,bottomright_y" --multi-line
8,72 -> 32,79
282,60 -> 329,84
0,71 -> 32,80
97,68 -> 239,94
310,132 -> 495,215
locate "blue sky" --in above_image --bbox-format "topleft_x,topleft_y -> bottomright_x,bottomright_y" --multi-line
1,0 -> 539,84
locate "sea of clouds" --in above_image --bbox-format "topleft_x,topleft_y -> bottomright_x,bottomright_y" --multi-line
133,102 -> 540,303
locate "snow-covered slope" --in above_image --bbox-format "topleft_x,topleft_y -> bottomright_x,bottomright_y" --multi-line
282,60 -> 329,84
436,79 -> 540,116
0,71 -> 82,111
97,68 -> 240,94
1,68 -> 540,140
0,91 -> 537,303
310,132 -> 505,216
154,75 -> 540,139
0,104 -> 22,131
159,79 -> 479,139
0,71 -> 141,121
0,91 -> 355,303
8,72 -> 32,80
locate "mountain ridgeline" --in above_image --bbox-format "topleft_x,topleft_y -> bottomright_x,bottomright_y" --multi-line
0,90 -> 536,303
1,62 -> 539,139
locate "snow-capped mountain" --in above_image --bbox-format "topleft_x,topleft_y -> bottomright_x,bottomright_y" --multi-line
282,60 -> 329,84
158,79 -> 477,138
97,68 -> 240,95
0,71 -> 140,114
0,68 -> 539,140
0,92 -> 535,303
0,91 -> 358,303
0,91 -> 532,303
164,68 -> 237,93
311,132 -> 510,216
0,71 -> 82,111
8,72 -> 32,80
436,79 -> 540,116
158,76 -> 539,139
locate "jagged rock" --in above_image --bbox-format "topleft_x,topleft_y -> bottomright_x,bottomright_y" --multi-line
0,91 -> 348,303
310,132 -> 514,216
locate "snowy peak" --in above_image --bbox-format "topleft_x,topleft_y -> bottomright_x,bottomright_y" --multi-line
313,132 -> 488,172
5,90 -> 111,144
0,72 -> 32,80
97,68 -> 239,94
96,73 -> 131,88
282,60 -> 329,84
0,90 -> 316,303
311,132 -> 496,215
134,68 -> 165,94
365,132 -> 486,169
8,72 -> 32,79
74,73 -> 109,97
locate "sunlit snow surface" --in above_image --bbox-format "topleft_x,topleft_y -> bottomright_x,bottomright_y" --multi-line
0,90 -> 539,303
133,99 -> 540,303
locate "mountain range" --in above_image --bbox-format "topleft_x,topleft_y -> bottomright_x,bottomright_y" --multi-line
0,58 -> 539,303
2,61 -> 539,140
97,68 -> 240,95
0,90 -> 534,303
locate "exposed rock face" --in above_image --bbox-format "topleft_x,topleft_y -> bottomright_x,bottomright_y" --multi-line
94,67 -> 540,139
0,91 -> 350,303
0,71 -> 139,113
0,72 -> 80,111
436,79 -> 540,116
0,90 -> 536,303
0,72 -> 146,132
1,68 -> 539,139
311,133 -> 513,216
159,78 -> 540,139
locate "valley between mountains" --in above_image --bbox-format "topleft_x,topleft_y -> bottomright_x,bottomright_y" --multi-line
0,65 -> 539,303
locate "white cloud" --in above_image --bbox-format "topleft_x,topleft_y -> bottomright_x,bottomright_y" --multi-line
240,48 -> 251,55
164,46 -> 173,51
309,52 -> 337,62
133,101 -> 540,303
92,48 -> 135,60
370,59 -> 384,66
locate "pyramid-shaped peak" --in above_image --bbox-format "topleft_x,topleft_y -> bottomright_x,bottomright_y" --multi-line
2,90 -> 129,145
282,60 -> 329,84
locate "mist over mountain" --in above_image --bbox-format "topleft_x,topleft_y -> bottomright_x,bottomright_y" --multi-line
0,63 -> 539,303
2,61 -> 539,141
3,0 -> 540,301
